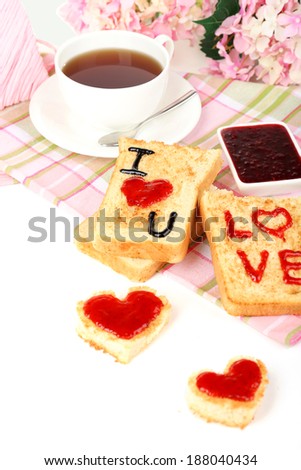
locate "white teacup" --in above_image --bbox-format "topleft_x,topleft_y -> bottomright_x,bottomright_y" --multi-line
55,31 -> 174,130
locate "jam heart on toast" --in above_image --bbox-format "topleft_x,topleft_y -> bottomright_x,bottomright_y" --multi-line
187,357 -> 268,428
83,290 -> 163,339
196,359 -> 262,401
121,176 -> 173,207
252,207 -> 293,240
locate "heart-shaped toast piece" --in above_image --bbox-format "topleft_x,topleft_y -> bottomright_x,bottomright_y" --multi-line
121,176 -> 173,207
76,288 -> 171,363
187,358 -> 268,428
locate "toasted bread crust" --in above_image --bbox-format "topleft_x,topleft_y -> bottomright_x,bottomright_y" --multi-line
74,214 -> 163,282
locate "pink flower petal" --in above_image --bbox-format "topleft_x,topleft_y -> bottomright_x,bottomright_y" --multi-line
234,34 -> 250,53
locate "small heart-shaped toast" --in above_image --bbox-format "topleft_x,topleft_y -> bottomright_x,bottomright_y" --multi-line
187,358 -> 268,428
76,287 -> 170,363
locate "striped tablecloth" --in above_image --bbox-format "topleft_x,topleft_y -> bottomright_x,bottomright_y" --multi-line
1,72 -> 301,346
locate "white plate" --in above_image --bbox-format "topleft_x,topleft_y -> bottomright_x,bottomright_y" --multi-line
29,72 -> 201,158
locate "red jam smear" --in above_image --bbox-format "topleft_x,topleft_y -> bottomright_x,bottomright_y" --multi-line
237,250 -> 269,283
196,359 -> 262,402
279,250 -> 301,285
221,124 -> 301,183
224,210 -> 252,239
83,290 -> 163,339
121,176 -> 173,207
252,207 -> 293,241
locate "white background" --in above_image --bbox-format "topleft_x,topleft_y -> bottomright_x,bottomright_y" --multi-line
1,2 -> 300,469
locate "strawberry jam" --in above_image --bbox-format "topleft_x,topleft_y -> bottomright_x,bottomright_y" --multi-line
252,207 -> 293,241
278,250 -> 301,285
237,250 -> 269,283
83,290 -> 163,339
121,176 -> 173,207
196,359 -> 262,401
221,124 -> 301,183
224,210 -> 252,239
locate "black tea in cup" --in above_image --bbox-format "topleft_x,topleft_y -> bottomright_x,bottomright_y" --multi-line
62,49 -> 163,89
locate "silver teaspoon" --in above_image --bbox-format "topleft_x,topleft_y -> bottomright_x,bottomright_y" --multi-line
98,90 -> 197,147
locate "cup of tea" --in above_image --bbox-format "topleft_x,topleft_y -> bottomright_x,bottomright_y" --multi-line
55,30 -> 174,130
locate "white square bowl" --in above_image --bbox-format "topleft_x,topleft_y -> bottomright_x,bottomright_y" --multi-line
217,121 -> 301,196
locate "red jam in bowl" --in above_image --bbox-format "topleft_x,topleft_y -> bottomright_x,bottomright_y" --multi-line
221,124 -> 301,183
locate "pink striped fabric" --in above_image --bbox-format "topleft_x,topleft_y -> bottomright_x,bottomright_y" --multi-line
0,66 -> 301,345
0,172 -> 17,185
0,0 -> 48,110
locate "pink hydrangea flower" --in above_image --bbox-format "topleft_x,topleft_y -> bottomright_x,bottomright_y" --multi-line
199,0 -> 301,85
200,0 -> 217,17
59,0 -> 87,32
278,9 -> 301,38
58,0 -> 204,44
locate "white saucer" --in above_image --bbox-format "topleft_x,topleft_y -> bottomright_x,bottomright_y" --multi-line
29,72 -> 201,158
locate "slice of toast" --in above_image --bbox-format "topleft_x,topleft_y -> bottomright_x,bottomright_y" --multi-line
200,189 -> 301,316
93,138 -> 221,263
74,213 -> 163,282
76,287 -> 171,363
187,357 -> 268,429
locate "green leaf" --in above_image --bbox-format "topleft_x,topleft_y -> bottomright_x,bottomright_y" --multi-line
195,0 -> 240,60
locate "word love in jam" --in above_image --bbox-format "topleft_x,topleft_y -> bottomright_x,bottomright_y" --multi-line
224,207 -> 300,285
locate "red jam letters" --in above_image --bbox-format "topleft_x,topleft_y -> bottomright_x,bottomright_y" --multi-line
237,250 -> 269,283
224,210 -> 252,239
278,250 -> 301,285
252,207 -> 293,241
224,208 -> 300,284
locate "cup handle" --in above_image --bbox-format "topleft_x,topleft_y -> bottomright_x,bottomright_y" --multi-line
154,35 -> 174,60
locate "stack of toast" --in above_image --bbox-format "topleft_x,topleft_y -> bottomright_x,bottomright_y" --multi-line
75,137 -> 222,281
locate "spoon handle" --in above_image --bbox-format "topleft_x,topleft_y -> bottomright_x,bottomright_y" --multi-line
98,89 -> 198,147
